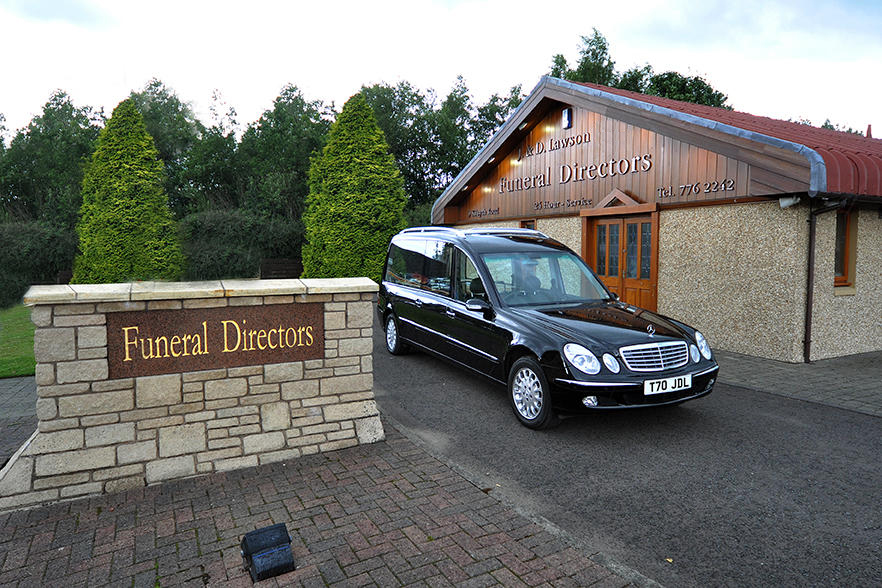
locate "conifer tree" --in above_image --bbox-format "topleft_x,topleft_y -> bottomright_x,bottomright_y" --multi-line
302,93 -> 406,281
73,99 -> 184,283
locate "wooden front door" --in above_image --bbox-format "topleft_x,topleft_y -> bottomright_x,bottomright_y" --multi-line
589,215 -> 658,311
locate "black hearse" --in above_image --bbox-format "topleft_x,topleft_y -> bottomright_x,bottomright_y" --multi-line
377,227 -> 718,429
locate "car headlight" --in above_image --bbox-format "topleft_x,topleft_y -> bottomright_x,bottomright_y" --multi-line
602,353 -> 621,374
564,343 -> 601,375
695,331 -> 712,360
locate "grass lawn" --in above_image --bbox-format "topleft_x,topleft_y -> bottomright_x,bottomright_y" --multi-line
0,305 -> 35,378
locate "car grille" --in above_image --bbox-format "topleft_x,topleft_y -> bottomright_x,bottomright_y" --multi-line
619,341 -> 689,372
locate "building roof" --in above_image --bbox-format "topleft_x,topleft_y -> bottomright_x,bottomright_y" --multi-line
575,81 -> 882,197
433,76 -> 882,224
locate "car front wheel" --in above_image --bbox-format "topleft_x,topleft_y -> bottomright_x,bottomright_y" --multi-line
384,314 -> 408,355
508,357 -> 558,429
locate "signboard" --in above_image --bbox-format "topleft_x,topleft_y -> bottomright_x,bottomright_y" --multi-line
457,107 -> 751,222
106,303 -> 324,378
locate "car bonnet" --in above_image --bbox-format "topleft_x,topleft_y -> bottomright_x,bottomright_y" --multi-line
510,302 -> 689,351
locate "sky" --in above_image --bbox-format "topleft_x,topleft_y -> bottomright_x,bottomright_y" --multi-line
1,0 -> 880,139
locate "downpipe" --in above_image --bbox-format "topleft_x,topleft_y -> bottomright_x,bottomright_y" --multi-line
799,196 -> 849,363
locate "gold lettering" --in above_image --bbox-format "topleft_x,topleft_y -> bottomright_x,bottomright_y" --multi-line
182,334 -> 192,356
257,329 -> 267,350
247,328 -> 256,351
297,326 -> 307,346
222,320 -> 241,352
304,326 -> 314,346
123,326 -> 139,361
154,336 -> 169,358
170,335 -> 182,357
285,327 -> 296,347
267,328 -> 277,349
141,338 -> 154,359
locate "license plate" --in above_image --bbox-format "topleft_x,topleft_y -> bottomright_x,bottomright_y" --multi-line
644,374 -> 692,395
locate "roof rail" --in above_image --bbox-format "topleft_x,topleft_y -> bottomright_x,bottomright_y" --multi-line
461,227 -> 550,239
400,226 -> 463,235
399,226 -> 550,240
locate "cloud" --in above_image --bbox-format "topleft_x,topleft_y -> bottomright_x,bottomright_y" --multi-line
0,0 -> 109,27
0,0 -> 879,138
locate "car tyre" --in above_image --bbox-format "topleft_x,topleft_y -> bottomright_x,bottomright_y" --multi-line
384,314 -> 409,355
508,357 -> 558,429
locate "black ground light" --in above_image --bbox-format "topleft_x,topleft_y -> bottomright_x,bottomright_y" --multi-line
240,523 -> 296,582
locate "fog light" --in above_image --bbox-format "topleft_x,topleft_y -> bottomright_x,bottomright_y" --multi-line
582,396 -> 598,407
690,345 -> 700,363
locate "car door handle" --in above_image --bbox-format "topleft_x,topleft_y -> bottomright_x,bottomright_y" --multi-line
413,299 -> 422,307
445,309 -> 456,318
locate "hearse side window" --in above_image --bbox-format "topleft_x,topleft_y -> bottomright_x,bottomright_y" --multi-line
386,239 -> 427,289
385,238 -> 452,297
453,249 -> 485,302
423,240 -> 452,297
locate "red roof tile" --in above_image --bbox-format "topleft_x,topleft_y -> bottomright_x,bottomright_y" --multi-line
575,82 -> 882,197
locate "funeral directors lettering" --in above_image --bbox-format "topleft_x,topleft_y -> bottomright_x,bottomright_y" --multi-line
107,303 -> 324,378
499,154 -> 653,194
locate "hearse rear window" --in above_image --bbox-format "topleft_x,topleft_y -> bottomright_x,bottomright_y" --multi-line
385,239 -> 452,296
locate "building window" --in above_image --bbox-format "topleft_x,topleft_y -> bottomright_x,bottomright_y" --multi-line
834,209 -> 857,287
521,219 -> 536,230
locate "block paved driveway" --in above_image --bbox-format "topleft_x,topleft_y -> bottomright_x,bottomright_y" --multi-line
0,378 -> 35,470
0,420 -> 632,587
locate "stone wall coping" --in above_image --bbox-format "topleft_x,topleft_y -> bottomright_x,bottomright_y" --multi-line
300,277 -> 379,294
23,277 -> 378,306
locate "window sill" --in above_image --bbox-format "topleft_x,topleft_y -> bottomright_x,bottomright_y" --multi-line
834,286 -> 856,297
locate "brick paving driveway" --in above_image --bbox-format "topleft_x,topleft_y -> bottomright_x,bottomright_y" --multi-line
0,421 -> 631,587
0,378 -> 36,470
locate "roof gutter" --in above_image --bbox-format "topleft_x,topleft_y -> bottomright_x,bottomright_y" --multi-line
543,78 -> 828,196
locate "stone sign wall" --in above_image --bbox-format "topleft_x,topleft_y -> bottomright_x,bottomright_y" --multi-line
0,278 -> 383,512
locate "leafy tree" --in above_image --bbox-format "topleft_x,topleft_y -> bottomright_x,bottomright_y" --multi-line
73,99 -> 184,283
821,119 -> 863,136
617,64 -> 653,93
184,125 -> 243,211
433,76 -> 475,188
302,93 -> 406,281
238,85 -> 332,221
0,113 -> 7,153
550,29 -> 617,86
549,54 -> 569,79
130,79 -> 203,217
473,85 -> 524,147
571,29 -> 617,86
0,91 -> 102,227
361,81 -> 437,207
646,72 -> 729,108
548,31 -> 731,108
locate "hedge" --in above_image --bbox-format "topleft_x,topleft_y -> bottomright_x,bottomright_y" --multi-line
179,209 -> 302,280
0,222 -> 76,308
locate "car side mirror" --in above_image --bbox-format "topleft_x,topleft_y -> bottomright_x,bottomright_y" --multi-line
465,298 -> 492,314
609,292 -> 620,301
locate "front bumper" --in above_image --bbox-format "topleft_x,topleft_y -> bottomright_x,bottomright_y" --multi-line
551,364 -> 719,411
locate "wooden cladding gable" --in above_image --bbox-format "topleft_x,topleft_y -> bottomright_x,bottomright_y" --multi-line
445,90 -> 813,224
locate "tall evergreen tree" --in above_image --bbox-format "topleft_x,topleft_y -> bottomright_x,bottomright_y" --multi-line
73,99 -> 184,283
301,93 -> 406,282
